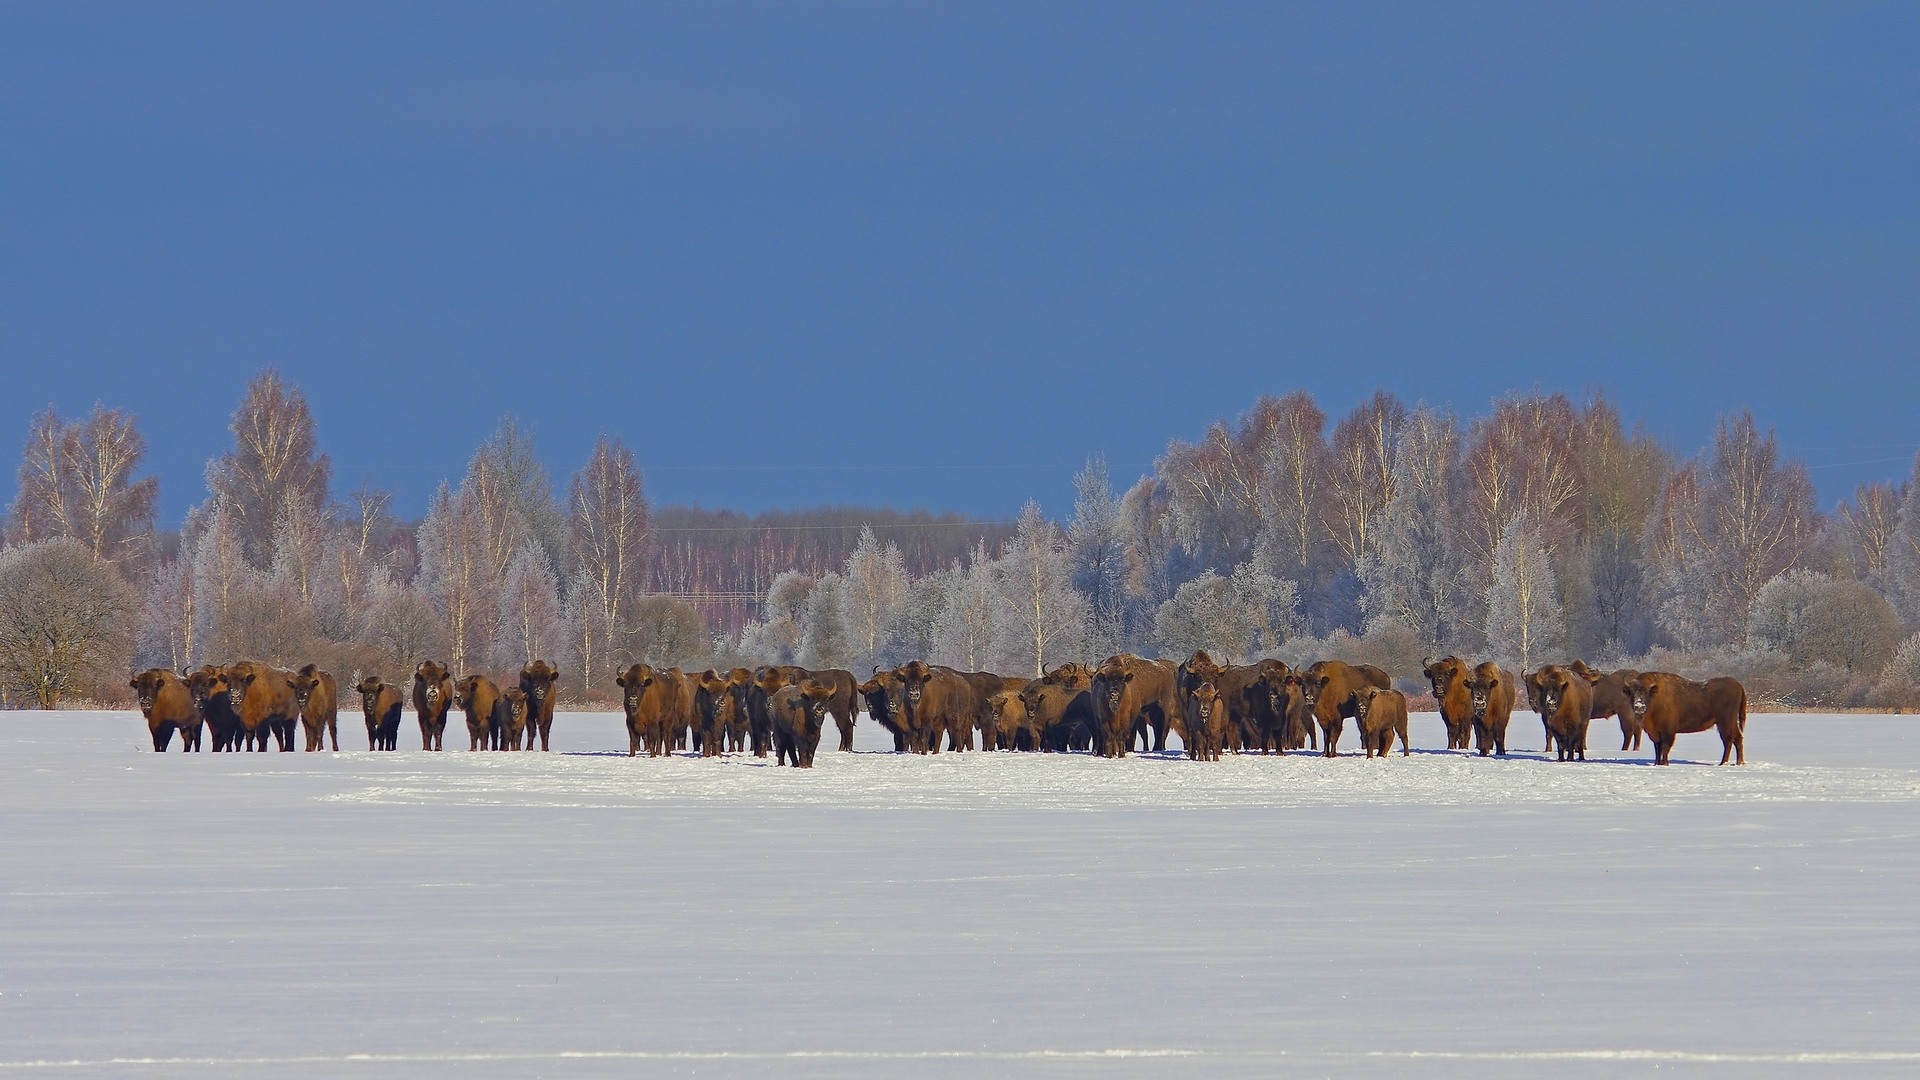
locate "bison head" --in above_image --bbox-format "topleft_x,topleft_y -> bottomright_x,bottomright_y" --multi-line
130,669 -> 169,715
185,666 -> 231,712
354,676 -> 387,714
1191,681 -> 1219,722
1622,674 -> 1654,719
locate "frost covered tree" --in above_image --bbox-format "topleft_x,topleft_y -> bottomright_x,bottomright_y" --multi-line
1574,397 -> 1669,653
621,594 -> 707,669
189,501 -> 253,657
1836,480 -> 1904,584
842,526 -> 907,671
204,370 -> 331,568
1152,564 -> 1298,663
1252,391 -> 1329,582
994,502 -> 1088,677
1068,456 -> 1129,659
0,539 -> 137,708
1359,405 -> 1466,651
7,405 -> 159,572
884,571 -> 949,668
135,557 -> 195,671
466,417 -> 565,588
1321,391 -> 1406,579
753,571 -> 816,665
932,544 -> 998,670
1646,411 -> 1818,647
1885,454 -> 1920,627
416,481 -> 492,674
1484,512 -> 1562,673
1749,570 -> 1903,674
799,572 -> 853,670
566,436 -> 651,688
363,580 -> 445,680
495,549 -> 567,668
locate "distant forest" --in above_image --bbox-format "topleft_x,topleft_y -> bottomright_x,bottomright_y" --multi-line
2,369 -> 1919,710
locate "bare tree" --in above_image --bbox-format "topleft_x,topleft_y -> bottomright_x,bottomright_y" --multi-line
1837,480 -> 1905,584
205,369 -> 332,568
1750,570 -> 1903,674
189,502 -> 253,657
1485,511 -> 1563,673
1573,395 -> 1670,652
1253,391 -> 1329,579
1459,393 -> 1583,577
135,557 -> 196,671
7,405 -> 159,572
1358,405 -> 1466,651
621,594 -> 709,669
1321,390 -> 1406,574
495,548 -> 567,668
467,417 -> 565,587
566,436 -> 651,688
1153,563 -> 1298,663
842,525 -> 908,671
798,572 -> 853,670
346,481 -> 396,561
1068,455 -> 1129,659
363,580 -> 446,680
0,539 -> 137,708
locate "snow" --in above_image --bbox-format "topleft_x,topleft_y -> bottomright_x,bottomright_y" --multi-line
2,709 -> 1919,1077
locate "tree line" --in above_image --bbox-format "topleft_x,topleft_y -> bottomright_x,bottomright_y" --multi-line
3,371 -> 1918,710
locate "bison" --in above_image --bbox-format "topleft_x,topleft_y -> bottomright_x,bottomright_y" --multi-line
1423,656 -> 1474,751
1184,681 -> 1226,761
1529,665 -> 1595,762
1089,654 -> 1181,757
228,660 -> 298,752
453,675 -> 502,751
131,668 -> 200,751
412,661 -> 454,751
355,676 -> 405,751
289,664 -> 338,752
1352,686 -> 1410,758
1571,660 -> 1643,751
892,661 -> 980,754
857,669 -> 910,751
185,665 -> 242,751
1299,660 -> 1391,757
1464,662 -> 1516,757
1622,671 -> 1747,766
617,664 -> 694,758
692,670 -> 735,758
770,680 -> 834,767
517,660 -> 560,751
499,688 -> 531,750
1020,681 -> 1100,752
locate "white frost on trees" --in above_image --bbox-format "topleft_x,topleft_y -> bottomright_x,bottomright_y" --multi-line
1484,511 -> 1562,673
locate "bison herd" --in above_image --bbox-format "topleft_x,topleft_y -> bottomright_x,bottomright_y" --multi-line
129,652 -> 1750,767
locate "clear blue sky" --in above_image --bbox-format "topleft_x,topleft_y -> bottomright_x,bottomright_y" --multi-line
3,2 -> 1915,524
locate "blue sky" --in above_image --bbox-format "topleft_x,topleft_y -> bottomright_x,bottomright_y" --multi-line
2,2 -> 1915,524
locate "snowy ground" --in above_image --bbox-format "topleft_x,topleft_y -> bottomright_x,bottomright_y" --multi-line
2,710 -> 1918,1078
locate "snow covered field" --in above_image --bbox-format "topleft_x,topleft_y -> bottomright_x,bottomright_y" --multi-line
3,710 -> 1918,1078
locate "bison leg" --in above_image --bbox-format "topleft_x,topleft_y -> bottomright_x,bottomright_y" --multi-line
1320,718 -> 1341,758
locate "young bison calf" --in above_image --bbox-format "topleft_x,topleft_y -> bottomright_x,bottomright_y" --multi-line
1352,687 -> 1410,758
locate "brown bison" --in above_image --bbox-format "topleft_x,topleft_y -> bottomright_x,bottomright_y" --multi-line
412,661 -> 453,751
1423,656 -> 1474,750
692,670 -> 735,758
857,669 -> 910,751
289,664 -> 339,752
722,668 -> 755,752
1353,686 -> 1410,758
798,667 -> 859,751
987,683 -> 1048,751
499,688 -> 531,750
746,665 -> 797,757
1300,660 -> 1391,757
1020,681 -> 1100,752
770,680 -> 835,767
1529,665 -> 1595,761
1210,660 -> 1292,754
132,668 -> 201,752
1090,654 -> 1181,757
228,660 -> 298,752
1184,681 -> 1226,761
517,660 -> 560,751
453,675 -> 502,751
1464,662 -> 1516,756
1041,662 -> 1096,688
955,671 -> 1023,750
1622,671 -> 1747,765
355,676 -> 404,750
617,664 -> 694,757
1571,660 -> 1643,751
892,661 -> 980,754
185,665 -> 242,751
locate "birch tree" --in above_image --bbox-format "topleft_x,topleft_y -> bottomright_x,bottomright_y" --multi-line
842,526 -> 908,671
1484,512 -> 1562,673
566,436 -> 651,688
0,539 -> 137,708
204,370 -> 331,568
994,502 -> 1088,677
6,405 -> 159,572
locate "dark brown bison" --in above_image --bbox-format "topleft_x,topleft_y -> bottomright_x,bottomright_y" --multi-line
412,661 -> 453,751
770,680 -> 835,767
1210,660 -> 1291,754
722,668 -> 754,752
1089,654 -> 1181,757
1423,656 -> 1474,750
692,670 -> 735,758
228,660 -> 298,752
1020,681 -> 1099,752
1622,671 -> 1747,765
857,669 -> 910,751
747,666 -> 797,758
499,688 -> 531,750
185,665 -> 242,751
1353,686 -> 1410,758
1571,660 -> 1643,751
355,676 -> 404,750
517,660 -> 559,751
617,664 -> 694,757
986,684 -> 1047,751
892,661 -> 981,754
1300,660 -> 1391,757
1184,681 -> 1226,761
1529,665 -> 1595,761
954,671 -> 1024,750
795,667 -> 859,751
453,675 -> 502,751
1464,662 -> 1516,756
1041,662 -> 1095,688
132,668 -> 200,751
288,664 -> 338,752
